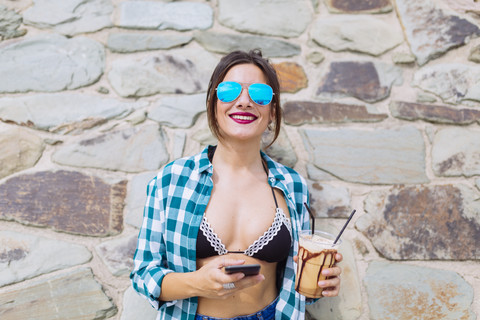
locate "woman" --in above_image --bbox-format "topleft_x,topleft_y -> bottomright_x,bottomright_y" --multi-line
130,50 -> 342,320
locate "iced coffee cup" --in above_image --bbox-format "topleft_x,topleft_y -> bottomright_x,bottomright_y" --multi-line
295,230 -> 341,298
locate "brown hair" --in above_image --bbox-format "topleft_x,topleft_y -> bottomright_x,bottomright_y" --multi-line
206,49 -> 281,148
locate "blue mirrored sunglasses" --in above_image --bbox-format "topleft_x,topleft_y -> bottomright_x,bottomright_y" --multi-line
216,81 -> 274,106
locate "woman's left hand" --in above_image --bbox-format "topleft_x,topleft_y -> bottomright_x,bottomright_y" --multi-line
293,252 -> 343,297
318,252 -> 343,297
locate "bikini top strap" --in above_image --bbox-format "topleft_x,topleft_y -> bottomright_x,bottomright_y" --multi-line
262,160 -> 279,208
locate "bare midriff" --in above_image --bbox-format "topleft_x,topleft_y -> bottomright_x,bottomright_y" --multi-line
196,253 -> 278,318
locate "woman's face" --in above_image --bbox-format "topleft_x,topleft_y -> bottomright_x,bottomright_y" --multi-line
215,63 -> 273,144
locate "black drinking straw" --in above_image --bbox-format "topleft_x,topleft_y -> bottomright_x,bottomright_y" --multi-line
333,209 -> 357,245
303,202 -> 315,235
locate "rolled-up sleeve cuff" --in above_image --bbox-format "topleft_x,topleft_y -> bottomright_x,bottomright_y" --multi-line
144,269 -> 175,310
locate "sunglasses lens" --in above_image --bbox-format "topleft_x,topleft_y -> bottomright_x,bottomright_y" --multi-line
217,82 -> 242,102
248,83 -> 273,105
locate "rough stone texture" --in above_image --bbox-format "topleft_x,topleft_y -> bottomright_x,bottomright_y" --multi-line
262,128 -> 297,169
310,16 -> 403,56
308,181 -> 351,218
23,0 -> 113,36
390,101 -> 480,124
301,127 -> 428,184
395,0 -> 480,65
306,240 -> 362,320
0,4 -> 27,40
0,93 -> 147,133
0,268 -> 117,320
95,233 -> 137,276
392,52 -> 416,64
108,49 -> 217,98
413,64 -> 480,104
273,62 -> 308,93
53,124 -> 169,172
444,0 -> 480,19
469,44 -> 480,63
125,172 -> 157,228
432,127 -> 480,177
107,32 -> 192,53
194,31 -> 301,57
0,34 -> 105,93
324,0 -> 392,13
121,286 -> 157,320
358,184 -> 480,260
218,0 -> 312,38
115,1 -> 213,31
316,61 -> 402,103
365,262 -> 475,320
0,170 -> 126,236
148,93 -> 206,128
0,126 -> 44,179
0,230 -> 92,286
284,100 -> 388,125
307,51 -> 325,64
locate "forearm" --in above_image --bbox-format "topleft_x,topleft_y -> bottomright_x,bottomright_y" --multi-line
159,271 -> 199,302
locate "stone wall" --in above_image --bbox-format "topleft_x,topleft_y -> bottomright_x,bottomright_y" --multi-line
0,0 -> 479,319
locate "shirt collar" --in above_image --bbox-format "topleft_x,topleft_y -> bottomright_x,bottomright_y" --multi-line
197,145 -> 286,183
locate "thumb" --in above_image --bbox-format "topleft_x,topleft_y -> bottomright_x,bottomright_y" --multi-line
219,257 -> 245,268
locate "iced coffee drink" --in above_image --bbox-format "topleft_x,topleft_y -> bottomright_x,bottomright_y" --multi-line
295,230 -> 341,298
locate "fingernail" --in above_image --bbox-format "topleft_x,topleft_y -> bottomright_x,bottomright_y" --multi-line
318,281 -> 326,287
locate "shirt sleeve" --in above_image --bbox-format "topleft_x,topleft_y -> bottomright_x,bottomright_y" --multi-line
130,175 -> 175,310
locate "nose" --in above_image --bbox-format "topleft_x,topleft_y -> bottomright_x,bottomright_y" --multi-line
236,86 -> 252,107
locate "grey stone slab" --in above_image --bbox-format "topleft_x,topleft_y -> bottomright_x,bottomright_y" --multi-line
95,233 -> 137,276
0,4 -> 26,40
0,126 -> 44,179
310,15 -> 403,56
23,0 -> 113,36
125,171 -> 157,228
396,0 -> 480,65
218,0 -> 312,38
52,124 -> 169,172
307,239 -> 362,320
308,181 -> 351,218
108,49 -> 217,98
413,64 -> 480,104
301,126 -> 428,184
107,32 -> 192,53
0,34 -> 105,93
0,268 -> 117,320
194,31 -> 300,57
324,0 -> 392,13
0,230 -> 91,286
0,170 -> 126,237
0,93 -> 147,132
365,261 -> 475,320
316,61 -> 402,103
283,100 -> 387,126
358,184 -> 480,260
432,127 -> 480,177
115,1 -> 213,31
262,128 -> 297,168
121,286 -> 157,320
390,100 -> 480,125
148,93 -> 206,128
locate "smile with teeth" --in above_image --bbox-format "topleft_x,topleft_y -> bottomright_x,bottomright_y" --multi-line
231,114 -> 257,121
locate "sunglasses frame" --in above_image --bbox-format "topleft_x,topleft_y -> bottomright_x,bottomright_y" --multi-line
216,81 -> 275,106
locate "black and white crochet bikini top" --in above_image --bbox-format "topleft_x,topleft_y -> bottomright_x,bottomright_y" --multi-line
196,165 -> 292,263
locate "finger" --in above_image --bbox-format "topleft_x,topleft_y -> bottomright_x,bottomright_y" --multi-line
230,274 -> 265,290
322,266 -> 342,277
219,258 -> 245,268
335,253 -> 343,262
318,276 -> 340,289
293,255 -> 298,263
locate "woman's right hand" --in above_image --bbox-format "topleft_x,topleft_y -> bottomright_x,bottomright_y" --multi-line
194,257 -> 265,299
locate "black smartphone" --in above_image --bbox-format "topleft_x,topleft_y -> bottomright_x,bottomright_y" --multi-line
224,264 -> 261,276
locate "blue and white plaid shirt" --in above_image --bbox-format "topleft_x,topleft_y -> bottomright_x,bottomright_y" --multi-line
131,146 -> 311,320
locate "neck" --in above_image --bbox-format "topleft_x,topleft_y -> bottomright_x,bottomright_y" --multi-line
212,139 -> 264,171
